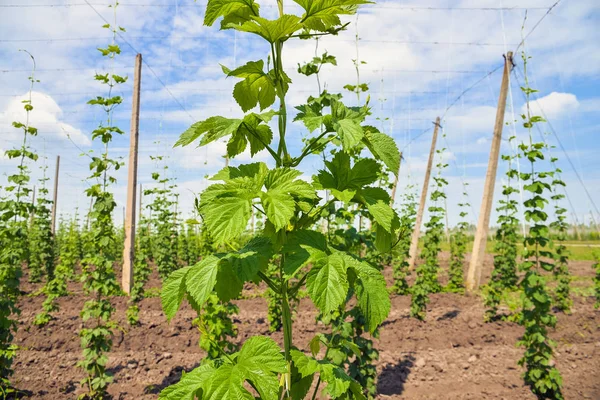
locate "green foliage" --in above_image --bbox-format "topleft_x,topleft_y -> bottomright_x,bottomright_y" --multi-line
548,159 -> 571,313
484,151 -> 520,321
447,186 -> 469,293
516,48 -> 563,400
318,302 -> 379,399
127,219 -> 153,326
146,157 -> 179,281
193,294 -> 239,359
161,1 -> 397,398
266,262 -> 284,332
31,163 -> 59,327
0,50 -> 38,394
391,188 -> 416,295
185,224 -> 201,265
177,222 -> 191,266
77,7 -> 126,398
28,170 -> 54,283
411,139 -> 448,320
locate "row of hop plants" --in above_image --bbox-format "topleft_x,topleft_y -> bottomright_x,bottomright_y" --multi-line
383,33 -> 589,400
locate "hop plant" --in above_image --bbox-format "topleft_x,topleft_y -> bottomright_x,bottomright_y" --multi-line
548,157 -> 571,313
146,157 -> 178,281
516,46 -> 563,400
126,218 -> 153,326
28,166 -> 54,284
391,188 -> 416,295
158,1 -> 401,399
447,186 -> 469,293
0,50 -> 38,394
193,294 -> 239,360
32,164 -> 60,327
411,139 -> 447,320
484,151 -> 520,321
77,5 -> 126,397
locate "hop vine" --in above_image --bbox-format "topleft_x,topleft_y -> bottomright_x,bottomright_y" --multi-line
0,49 -> 38,395
516,46 -> 563,400
484,148 -> 520,321
411,127 -> 447,320
447,185 -> 469,293
77,4 -> 126,397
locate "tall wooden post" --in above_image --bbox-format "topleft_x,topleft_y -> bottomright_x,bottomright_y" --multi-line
389,152 -> 403,207
466,52 -> 513,292
51,155 -> 60,235
122,53 -> 142,295
408,117 -> 441,270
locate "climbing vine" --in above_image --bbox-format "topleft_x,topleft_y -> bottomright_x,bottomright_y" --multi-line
0,50 -> 38,396
28,164 -> 54,284
127,215 -> 153,326
391,188 -> 416,295
77,4 -> 125,397
447,185 -> 469,293
159,1 -> 399,399
32,162 -> 58,326
548,158 -> 571,313
411,127 -> 447,320
146,156 -> 178,281
516,47 -> 563,400
484,150 -> 520,321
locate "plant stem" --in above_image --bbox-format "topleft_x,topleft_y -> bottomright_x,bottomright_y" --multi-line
281,280 -> 293,399
311,376 -> 322,400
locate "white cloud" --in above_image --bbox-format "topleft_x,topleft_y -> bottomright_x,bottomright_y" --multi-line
0,91 -> 90,146
523,92 -> 579,120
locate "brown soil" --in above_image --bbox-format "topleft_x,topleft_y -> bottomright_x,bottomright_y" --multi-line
10,253 -> 600,399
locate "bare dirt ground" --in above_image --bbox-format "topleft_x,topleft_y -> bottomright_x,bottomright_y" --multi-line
10,253 -> 600,399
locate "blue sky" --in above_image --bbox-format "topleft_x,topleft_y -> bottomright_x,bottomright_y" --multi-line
1,0 -> 599,229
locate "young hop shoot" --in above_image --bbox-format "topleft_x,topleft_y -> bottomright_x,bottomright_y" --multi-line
146,155 -> 178,281
484,148 -> 520,321
126,216 -> 153,326
0,50 -> 38,396
391,188 -> 417,295
516,47 -> 563,399
32,161 -> 59,327
411,130 -> 447,320
77,4 -> 126,398
159,1 -> 402,399
28,163 -> 54,284
548,158 -> 571,313
447,185 -> 469,293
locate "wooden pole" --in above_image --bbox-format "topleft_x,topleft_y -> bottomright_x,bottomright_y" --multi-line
122,53 -> 142,295
407,117 -> 441,270
466,52 -> 513,292
51,155 -> 60,235
389,152 -> 403,207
